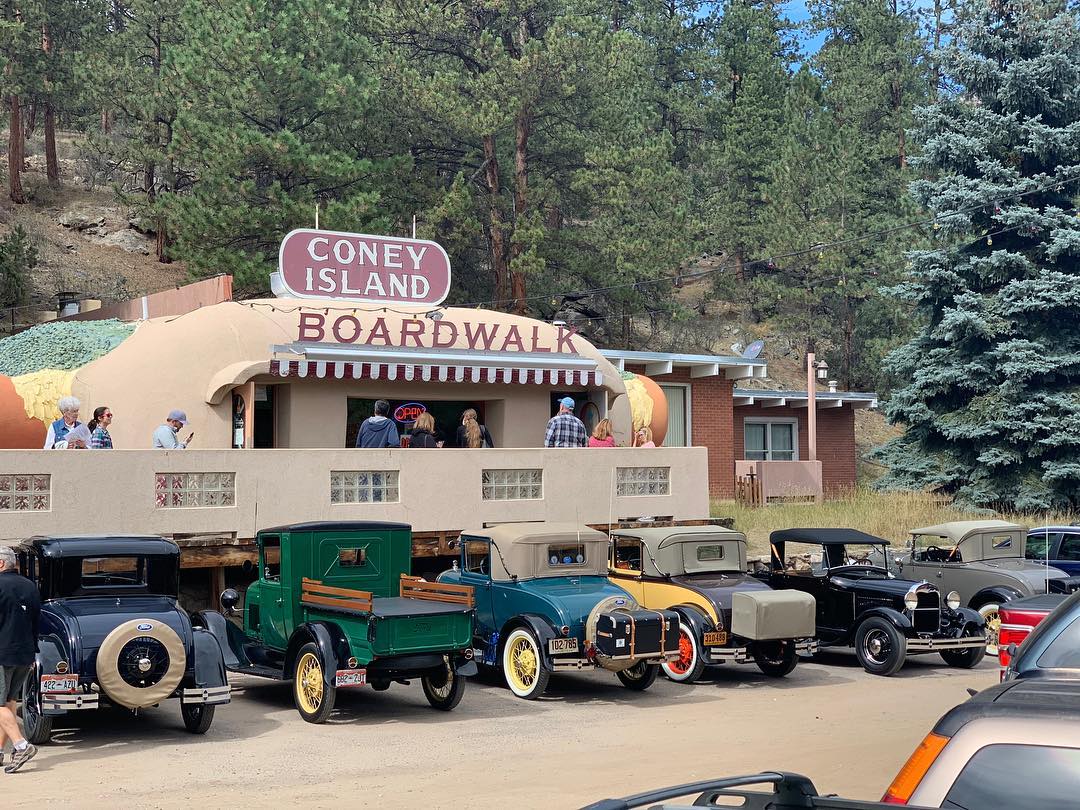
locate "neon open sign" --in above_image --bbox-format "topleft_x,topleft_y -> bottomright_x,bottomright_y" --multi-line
393,403 -> 427,424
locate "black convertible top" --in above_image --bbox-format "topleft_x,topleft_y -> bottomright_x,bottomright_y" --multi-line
769,528 -> 890,546
26,535 -> 180,558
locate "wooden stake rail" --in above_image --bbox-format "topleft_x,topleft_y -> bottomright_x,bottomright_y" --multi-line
400,574 -> 475,607
301,577 -> 373,613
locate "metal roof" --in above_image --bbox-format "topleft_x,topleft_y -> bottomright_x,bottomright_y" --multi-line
599,349 -> 768,381
733,387 -> 878,409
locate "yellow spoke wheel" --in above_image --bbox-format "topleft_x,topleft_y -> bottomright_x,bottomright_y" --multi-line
502,628 -> 550,700
293,642 -> 336,723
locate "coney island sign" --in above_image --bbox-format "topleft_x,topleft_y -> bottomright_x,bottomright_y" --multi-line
274,229 -> 452,306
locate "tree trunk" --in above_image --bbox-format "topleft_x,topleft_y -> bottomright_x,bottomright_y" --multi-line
24,100 -> 35,137
482,133 -> 509,308
9,95 -> 24,204
101,109 -> 111,134
42,24 -> 58,188
508,107 -> 531,316
891,78 -> 906,169
144,161 -> 156,198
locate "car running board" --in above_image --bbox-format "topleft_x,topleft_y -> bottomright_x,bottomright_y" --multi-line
226,663 -> 287,680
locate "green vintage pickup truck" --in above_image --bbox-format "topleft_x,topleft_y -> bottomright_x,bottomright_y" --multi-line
193,521 -> 476,723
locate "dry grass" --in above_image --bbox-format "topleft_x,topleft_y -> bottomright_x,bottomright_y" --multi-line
714,489 -> 1078,559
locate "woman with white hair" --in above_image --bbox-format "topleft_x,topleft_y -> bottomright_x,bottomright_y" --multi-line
43,396 -> 86,449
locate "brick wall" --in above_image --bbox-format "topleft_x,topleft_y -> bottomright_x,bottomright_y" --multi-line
626,365 -> 735,500
733,402 -> 856,495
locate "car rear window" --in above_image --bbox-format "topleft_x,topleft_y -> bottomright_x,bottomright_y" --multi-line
1036,613 -> 1080,669
548,544 -> 586,567
81,556 -> 147,588
943,743 -> 1080,809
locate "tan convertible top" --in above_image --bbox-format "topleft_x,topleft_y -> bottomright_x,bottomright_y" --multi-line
910,520 -> 1025,544
612,525 -> 747,577
461,523 -> 609,580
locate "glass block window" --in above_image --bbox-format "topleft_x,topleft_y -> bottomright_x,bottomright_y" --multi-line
331,471 -> 400,504
155,473 -> 236,508
481,469 -> 543,501
0,474 -> 51,511
616,467 -> 671,497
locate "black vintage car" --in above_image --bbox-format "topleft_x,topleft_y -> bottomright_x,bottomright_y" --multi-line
16,535 -> 231,743
758,528 -> 987,676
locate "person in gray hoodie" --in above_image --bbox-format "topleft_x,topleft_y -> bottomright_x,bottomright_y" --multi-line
355,400 -> 400,448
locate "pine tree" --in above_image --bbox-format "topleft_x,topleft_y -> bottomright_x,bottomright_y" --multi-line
875,0 -> 1080,510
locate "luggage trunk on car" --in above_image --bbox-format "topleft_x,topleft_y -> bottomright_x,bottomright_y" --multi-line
593,608 -> 680,660
731,590 -> 816,640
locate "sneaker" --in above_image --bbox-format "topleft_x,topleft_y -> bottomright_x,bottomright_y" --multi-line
4,744 -> 37,774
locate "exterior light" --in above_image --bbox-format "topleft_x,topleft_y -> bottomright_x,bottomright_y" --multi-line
904,587 -> 919,611
425,309 -> 444,321
946,591 -> 961,610
815,360 -> 829,380
552,320 -> 567,327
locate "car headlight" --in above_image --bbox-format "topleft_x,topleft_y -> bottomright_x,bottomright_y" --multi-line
904,588 -> 919,611
946,591 -> 961,610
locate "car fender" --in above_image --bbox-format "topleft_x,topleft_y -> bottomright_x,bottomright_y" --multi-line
191,610 -> 246,669
670,604 -> 714,640
501,614 -> 558,669
35,634 -> 67,678
969,586 -> 1024,610
286,622 -> 351,689
189,627 -> 229,688
855,607 -> 913,635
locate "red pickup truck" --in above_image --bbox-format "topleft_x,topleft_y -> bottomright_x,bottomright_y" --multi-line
997,593 -> 1064,678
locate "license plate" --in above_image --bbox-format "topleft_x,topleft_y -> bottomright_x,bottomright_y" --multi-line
548,637 -> 580,654
40,675 -> 78,693
703,631 -> 728,647
334,669 -> 367,688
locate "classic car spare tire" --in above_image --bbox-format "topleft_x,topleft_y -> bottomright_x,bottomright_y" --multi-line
616,660 -> 659,691
854,617 -> 906,677
20,668 -> 53,745
662,626 -> 706,683
502,628 -> 550,700
752,639 -> 799,678
585,594 -> 639,647
96,618 -> 187,709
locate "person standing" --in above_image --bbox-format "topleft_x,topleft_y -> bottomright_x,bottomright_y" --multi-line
544,397 -> 587,448
88,406 -> 114,449
633,426 -> 657,448
588,418 -> 617,447
0,545 -> 40,773
456,408 -> 494,448
408,412 -> 440,448
43,396 -> 86,449
355,400 -> 400,448
153,409 -> 193,449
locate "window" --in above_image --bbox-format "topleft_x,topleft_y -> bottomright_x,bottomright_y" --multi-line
744,420 -> 796,461
660,384 -> 690,447
1036,614 -> 1080,669
1027,532 -> 1054,559
942,743 -> 1080,810
616,466 -> 671,496
155,472 -> 236,508
0,474 -> 50,511
696,544 -> 725,562
338,548 -> 367,568
482,469 -> 543,500
548,544 -> 587,567
1060,533 -> 1080,561
613,538 -> 643,571
261,536 -> 281,581
990,534 -> 1013,550
331,471 -> 399,504
464,540 -> 490,576
81,557 -> 147,588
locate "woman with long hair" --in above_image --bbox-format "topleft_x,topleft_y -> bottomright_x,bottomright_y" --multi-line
633,426 -> 656,448
456,408 -> 494,448
588,418 -> 616,448
88,406 -> 114,449
409,412 -> 440,448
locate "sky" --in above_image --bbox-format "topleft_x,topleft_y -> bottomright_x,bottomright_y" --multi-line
782,0 -> 830,55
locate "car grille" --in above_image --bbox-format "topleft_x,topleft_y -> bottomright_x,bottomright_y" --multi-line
913,590 -> 940,632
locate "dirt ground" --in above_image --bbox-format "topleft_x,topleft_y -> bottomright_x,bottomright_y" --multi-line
5,651 -> 997,808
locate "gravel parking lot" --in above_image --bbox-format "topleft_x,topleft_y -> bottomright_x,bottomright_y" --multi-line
5,651 -> 997,808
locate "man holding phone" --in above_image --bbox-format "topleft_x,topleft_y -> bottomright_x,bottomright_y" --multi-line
152,409 -> 194,449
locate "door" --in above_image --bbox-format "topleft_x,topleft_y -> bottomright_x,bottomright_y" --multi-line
1056,532 -> 1080,576
904,533 -> 946,584
459,538 -> 496,641
258,534 -> 290,650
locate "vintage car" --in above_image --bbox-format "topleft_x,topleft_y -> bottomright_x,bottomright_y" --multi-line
898,520 -> 1080,647
438,523 -> 680,699
1026,525 -> 1080,576
15,535 -> 230,743
195,521 -> 477,723
757,528 -> 987,676
608,525 -> 816,682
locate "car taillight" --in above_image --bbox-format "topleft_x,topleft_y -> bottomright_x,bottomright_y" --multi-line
997,625 -> 1030,675
882,732 -> 949,805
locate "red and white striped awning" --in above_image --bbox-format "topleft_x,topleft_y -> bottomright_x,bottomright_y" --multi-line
270,360 -> 603,387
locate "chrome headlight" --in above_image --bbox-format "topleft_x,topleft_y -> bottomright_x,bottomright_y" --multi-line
946,591 -> 961,610
904,587 -> 919,611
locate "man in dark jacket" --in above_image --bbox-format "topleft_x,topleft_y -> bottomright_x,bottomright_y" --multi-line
355,400 -> 400,448
0,545 -> 39,772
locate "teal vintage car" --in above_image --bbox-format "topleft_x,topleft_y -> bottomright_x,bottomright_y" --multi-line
438,523 -> 680,699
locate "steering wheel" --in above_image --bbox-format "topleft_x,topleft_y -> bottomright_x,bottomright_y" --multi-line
924,545 -> 947,562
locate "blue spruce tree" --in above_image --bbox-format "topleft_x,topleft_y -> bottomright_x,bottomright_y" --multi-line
875,0 -> 1080,511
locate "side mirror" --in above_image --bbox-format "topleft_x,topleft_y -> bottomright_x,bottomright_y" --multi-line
447,537 -> 461,551
241,559 -> 255,575
220,588 -> 241,614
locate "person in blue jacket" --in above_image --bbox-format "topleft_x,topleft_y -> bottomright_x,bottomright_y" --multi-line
43,396 -> 86,449
355,400 -> 400,448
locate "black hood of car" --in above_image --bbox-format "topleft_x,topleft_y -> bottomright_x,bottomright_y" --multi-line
828,570 -> 927,598
671,572 -> 773,613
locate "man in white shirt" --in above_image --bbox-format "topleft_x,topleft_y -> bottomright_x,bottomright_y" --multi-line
152,409 -> 193,449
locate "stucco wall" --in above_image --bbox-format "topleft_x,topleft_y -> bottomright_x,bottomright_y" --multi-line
0,447 -> 710,541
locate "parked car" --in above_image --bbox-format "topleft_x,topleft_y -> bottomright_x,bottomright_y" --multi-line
608,525 -> 816,682
757,528 -> 986,676
15,535 -> 231,743
997,593 -> 1066,678
582,679 -> 1080,809
1001,589 -> 1080,683
438,523 -> 680,699
897,520 -> 1080,648
195,521 -> 477,723
1026,525 -> 1080,575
